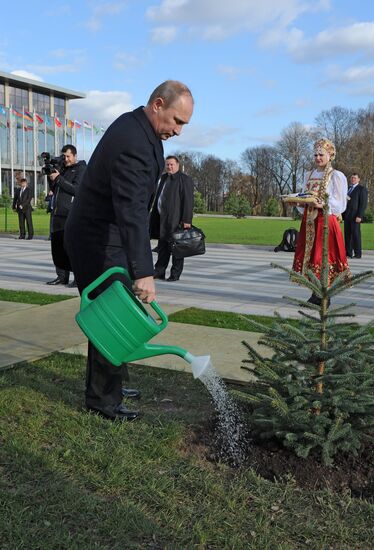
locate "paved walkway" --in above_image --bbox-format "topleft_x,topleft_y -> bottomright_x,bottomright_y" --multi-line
0,298 -> 265,382
0,234 -> 372,382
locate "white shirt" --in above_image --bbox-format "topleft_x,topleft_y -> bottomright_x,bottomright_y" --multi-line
301,169 -> 348,215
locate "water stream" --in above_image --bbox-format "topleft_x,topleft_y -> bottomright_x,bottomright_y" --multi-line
198,360 -> 246,466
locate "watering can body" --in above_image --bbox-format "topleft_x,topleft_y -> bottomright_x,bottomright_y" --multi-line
76,267 -> 188,366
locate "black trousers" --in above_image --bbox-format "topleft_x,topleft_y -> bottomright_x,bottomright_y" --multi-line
344,220 -> 362,257
154,239 -> 184,279
18,209 -> 33,238
65,234 -> 130,412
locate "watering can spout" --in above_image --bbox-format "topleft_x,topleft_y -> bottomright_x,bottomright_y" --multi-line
125,343 -> 189,363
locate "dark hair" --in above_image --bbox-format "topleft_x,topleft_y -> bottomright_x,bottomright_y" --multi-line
166,155 -> 180,164
147,80 -> 193,108
61,144 -> 77,155
351,172 -> 360,178
20,178 -> 27,183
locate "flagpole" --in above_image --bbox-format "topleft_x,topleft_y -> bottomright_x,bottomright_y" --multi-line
0,125 -> 2,194
10,106 -> 14,196
22,106 -> 26,177
83,125 -> 85,161
33,110 -> 37,201
44,111 -> 47,152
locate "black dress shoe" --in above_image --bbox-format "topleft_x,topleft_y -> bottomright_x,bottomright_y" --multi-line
46,277 -> 68,285
352,255 -> 362,259
26,236 -> 33,240
18,236 -> 25,239
87,404 -> 140,422
167,276 -> 180,281
121,388 -> 141,400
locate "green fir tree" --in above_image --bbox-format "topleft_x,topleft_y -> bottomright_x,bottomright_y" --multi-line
233,195 -> 374,465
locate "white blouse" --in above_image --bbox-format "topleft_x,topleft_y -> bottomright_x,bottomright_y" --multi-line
301,169 -> 348,215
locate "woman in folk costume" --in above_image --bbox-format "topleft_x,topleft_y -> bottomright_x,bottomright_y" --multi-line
292,138 -> 351,305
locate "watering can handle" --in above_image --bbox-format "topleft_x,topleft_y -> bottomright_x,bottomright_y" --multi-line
80,267 -> 131,310
79,267 -> 168,330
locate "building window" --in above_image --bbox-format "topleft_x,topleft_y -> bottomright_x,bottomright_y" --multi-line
9,86 -> 29,110
33,91 -> 50,115
0,83 -> 4,106
54,96 -> 65,118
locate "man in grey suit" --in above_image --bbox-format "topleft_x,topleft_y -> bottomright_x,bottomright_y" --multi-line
343,173 -> 368,259
65,80 -> 194,421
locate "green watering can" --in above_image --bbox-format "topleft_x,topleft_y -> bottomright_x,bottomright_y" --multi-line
76,266 -> 211,379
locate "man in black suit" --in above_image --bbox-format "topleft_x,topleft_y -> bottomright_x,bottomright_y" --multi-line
12,178 -> 34,239
65,80 -> 194,422
343,173 -> 368,259
150,155 -> 194,281
46,144 -> 86,286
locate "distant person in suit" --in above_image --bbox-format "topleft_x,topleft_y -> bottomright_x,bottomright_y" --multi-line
150,155 -> 194,281
12,178 -> 34,240
343,173 -> 368,259
65,80 -> 194,422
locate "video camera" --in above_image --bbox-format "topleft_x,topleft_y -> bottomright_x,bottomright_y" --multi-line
39,152 -> 65,176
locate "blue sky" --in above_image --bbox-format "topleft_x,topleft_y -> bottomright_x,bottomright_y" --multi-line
1,0 -> 373,162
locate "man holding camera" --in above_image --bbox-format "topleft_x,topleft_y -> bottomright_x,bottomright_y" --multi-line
46,144 -> 86,286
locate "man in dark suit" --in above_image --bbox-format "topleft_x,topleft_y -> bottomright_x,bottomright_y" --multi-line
150,155 -> 194,281
65,80 -> 194,422
12,178 -> 34,239
343,173 -> 368,259
46,144 -> 86,286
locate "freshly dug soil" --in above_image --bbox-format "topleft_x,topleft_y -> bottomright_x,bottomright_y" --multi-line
186,421 -> 374,499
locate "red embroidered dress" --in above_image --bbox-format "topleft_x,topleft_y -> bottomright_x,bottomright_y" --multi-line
292,169 -> 350,284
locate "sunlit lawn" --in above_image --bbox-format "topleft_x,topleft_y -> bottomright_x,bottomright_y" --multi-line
0,353 -> 373,548
1,208 -> 374,248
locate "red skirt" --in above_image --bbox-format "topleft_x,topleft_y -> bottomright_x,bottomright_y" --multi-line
292,210 -> 350,285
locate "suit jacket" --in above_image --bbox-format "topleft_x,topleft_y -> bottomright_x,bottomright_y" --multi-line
12,186 -> 33,212
343,184 -> 368,221
65,106 -> 164,280
149,171 -> 194,240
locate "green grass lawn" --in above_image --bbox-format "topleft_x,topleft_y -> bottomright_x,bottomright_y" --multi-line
0,207 -> 50,235
0,353 -> 372,548
2,208 -> 374,248
194,215 -> 374,248
0,288 -> 72,305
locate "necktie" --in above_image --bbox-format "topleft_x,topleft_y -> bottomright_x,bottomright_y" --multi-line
347,186 -> 354,196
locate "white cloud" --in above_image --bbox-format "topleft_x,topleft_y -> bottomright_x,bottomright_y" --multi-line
254,105 -> 284,117
10,70 -> 44,82
27,64 -> 80,75
349,85 -> 374,96
113,52 -> 141,71
172,122 -> 237,148
83,2 -> 126,32
69,90 -> 133,125
146,0 -> 329,42
150,26 -> 177,44
216,65 -> 255,80
324,64 -> 374,85
50,49 -> 86,60
287,22 -> 374,62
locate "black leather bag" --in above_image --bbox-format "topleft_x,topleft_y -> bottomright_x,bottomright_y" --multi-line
169,225 -> 206,259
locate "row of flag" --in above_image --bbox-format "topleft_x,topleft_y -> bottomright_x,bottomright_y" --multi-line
0,104 -> 105,134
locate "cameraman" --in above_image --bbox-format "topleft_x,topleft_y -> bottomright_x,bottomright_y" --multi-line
46,144 -> 86,286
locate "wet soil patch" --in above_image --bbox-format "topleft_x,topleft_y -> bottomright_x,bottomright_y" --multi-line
185,420 -> 374,499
